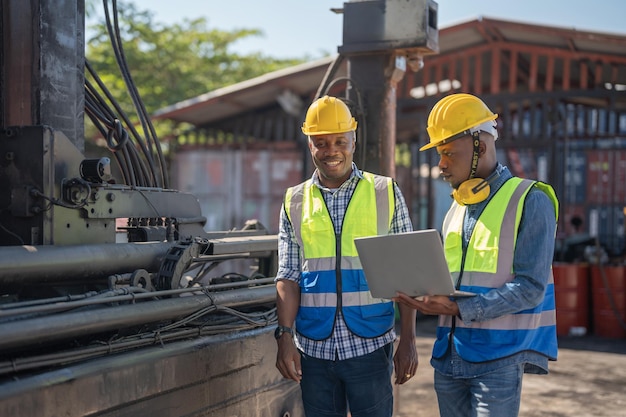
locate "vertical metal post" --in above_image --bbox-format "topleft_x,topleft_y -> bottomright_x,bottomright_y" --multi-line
339,0 -> 438,177
347,53 -> 405,176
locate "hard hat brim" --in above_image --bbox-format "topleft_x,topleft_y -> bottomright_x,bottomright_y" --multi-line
302,126 -> 357,136
420,113 -> 498,152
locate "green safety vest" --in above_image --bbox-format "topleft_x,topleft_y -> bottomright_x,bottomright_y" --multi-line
435,178 -> 559,362
284,172 -> 396,340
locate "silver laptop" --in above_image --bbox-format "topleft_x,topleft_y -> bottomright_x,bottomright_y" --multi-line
354,229 -> 475,299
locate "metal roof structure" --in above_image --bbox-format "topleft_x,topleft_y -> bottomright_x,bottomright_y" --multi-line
153,56 -> 345,127
157,17 -> 626,257
440,16 -> 626,57
154,17 -> 626,130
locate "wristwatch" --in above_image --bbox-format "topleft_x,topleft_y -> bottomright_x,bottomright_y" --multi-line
274,325 -> 294,339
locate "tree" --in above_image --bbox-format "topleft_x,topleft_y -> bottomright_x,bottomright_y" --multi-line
85,1 -> 306,140
83,0 -> 311,187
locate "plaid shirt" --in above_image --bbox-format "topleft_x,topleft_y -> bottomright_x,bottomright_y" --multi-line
276,164 -> 413,360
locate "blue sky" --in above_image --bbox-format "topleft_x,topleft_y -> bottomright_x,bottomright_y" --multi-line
121,0 -> 626,59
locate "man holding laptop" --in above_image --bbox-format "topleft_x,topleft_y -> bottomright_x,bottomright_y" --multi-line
274,96 -> 418,417
394,93 -> 559,417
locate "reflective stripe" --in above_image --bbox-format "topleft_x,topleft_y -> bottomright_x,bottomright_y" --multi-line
440,308 -> 557,329
285,183 -> 304,251
495,179 -> 534,273
342,256 -> 363,270
301,292 -> 337,307
343,290 -> 391,306
452,270 -> 554,288
301,291 -> 390,307
304,257 -> 334,272
373,175 -> 393,235
305,256 -> 362,271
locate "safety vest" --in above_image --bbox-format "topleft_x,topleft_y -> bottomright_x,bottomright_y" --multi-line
284,172 -> 396,340
434,178 -> 559,362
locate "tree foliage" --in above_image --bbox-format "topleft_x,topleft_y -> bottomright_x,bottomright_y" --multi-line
85,1 -> 306,140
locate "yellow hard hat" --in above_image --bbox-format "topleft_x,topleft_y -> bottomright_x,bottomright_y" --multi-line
420,93 -> 498,151
301,95 -> 357,136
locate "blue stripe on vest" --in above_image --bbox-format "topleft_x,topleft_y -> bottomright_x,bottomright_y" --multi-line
297,268 -> 394,340
434,326 -> 558,361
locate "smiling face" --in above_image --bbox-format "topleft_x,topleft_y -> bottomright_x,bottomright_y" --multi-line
308,131 -> 356,188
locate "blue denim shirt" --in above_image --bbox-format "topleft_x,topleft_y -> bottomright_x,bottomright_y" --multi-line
431,164 -> 558,376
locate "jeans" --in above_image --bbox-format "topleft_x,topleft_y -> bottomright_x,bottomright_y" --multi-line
434,362 -> 524,417
300,343 -> 393,417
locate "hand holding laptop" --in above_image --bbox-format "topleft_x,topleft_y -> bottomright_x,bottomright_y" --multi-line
354,229 -> 475,299
393,292 -> 462,317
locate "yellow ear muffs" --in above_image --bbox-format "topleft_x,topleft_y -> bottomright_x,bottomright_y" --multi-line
452,178 -> 491,205
452,170 -> 500,206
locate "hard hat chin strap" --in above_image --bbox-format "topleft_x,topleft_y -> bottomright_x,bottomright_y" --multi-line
468,131 -> 480,181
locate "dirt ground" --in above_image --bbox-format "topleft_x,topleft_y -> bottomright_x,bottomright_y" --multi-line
392,316 -> 626,417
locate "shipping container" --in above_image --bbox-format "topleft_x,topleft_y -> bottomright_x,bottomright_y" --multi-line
587,149 -> 617,205
562,148 -> 587,205
500,148 -> 550,183
614,149 -> 626,202
555,204 -> 592,262
587,204 -> 626,259
172,144 -> 303,233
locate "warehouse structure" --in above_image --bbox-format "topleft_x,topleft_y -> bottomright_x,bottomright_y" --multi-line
156,17 -> 626,261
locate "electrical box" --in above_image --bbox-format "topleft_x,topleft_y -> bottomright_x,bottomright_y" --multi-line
339,0 -> 439,56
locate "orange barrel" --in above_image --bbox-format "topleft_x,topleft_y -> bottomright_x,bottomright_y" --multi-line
552,263 -> 590,337
591,265 -> 626,338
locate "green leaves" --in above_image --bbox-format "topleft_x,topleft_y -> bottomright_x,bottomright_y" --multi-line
85,1 -> 306,141
85,0 -> 308,151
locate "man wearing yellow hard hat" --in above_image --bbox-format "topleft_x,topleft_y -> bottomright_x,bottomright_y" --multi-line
395,93 -> 559,417
274,95 -> 418,417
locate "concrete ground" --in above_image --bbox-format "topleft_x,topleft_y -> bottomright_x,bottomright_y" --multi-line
393,315 -> 626,417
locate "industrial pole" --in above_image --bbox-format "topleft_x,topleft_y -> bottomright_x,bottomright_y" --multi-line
345,54 -> 407,177
339,0 -> 438,176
